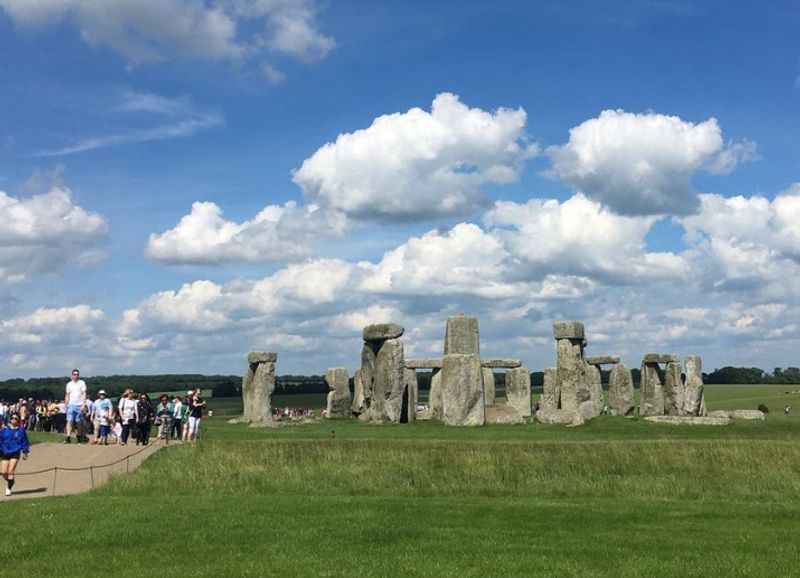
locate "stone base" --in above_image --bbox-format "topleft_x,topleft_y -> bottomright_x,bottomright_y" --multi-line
534,408 -> 585,426
707,410 -> 766,421
485,404 -> 526,425
644,415 -> 731,426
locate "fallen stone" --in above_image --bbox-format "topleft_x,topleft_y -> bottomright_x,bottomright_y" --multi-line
480,358 -> 522,369
247,351 -> 277,364
607,362 -> 635,416
642,353 -> 679,364
553,320 -> 585,340
444,315 -> 480,355
486,404 -> 525,424
584,355 -> 620,366
540,367 -> 559,411
363,323 -> 405,341
535,408 -> 584,426
325,367 -> 351,418
405,358 -> 443,370
441,353 -> 485,426
482,368 -> 496,407
708,409 -> 765,421
505,366 -> 532,418
644,415 -> 731,426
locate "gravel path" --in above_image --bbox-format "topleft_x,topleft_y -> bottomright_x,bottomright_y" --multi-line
2,439 -> 167,501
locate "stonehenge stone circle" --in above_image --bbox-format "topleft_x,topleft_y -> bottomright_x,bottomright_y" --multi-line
442,353 -> 485,426
664,360 -> 684,416
554,321 -> 588,416
240,351 -> 277,426
372,337 -> 406,423
540,367 -> 559,411
325,367 -> 351,418
607,362 -> 635,416
505,366 -> 532,418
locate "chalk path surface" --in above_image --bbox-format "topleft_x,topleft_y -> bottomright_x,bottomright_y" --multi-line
3,439 -> 167,501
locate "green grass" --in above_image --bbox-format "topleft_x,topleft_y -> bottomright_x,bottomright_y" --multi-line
3,383 -> 800,577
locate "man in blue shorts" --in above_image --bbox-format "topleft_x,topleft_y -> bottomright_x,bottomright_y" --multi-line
64,368 -> 87,444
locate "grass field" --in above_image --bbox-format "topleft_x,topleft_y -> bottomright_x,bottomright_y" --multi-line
3,384 -> 800,577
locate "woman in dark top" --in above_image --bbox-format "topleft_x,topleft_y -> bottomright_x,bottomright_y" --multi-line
187,391 -> 206,442
134,393 -> 154,446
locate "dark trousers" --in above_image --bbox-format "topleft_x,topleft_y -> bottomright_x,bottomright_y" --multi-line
171,418 -> 182,439
121,420 -> 134,444
137,421 -> 151,445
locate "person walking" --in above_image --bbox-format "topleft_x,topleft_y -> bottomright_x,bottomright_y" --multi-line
170,396 -> 184,440
155,395 -> 173,444
118,389 -> 137,446
134,394 -> 153,446
64,369 -> 87,444
91,390 -> 114,445
0,414 -> 30,496
187,390 -> 206,442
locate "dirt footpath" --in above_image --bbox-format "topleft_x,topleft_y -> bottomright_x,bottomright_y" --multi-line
3,440 -> 166,501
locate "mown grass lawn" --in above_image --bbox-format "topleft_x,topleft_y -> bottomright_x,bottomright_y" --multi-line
3,383 -> 800,577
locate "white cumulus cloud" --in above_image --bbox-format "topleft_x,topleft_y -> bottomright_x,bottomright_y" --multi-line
547,109 -> 756,215
293,93 -> 538,221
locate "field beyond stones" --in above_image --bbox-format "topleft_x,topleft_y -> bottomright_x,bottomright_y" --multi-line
5,384 -> 800,578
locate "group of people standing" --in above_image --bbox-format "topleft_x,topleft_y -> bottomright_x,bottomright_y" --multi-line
65,369 -> 208,446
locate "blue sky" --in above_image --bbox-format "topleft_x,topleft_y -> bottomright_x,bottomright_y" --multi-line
0,0 -> 799,378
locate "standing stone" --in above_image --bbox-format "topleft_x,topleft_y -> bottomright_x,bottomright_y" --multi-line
664,360 -> 685,416
325,367 -> 351,418
241,352 -> 277,426
429,369 -> 443,419
556,337 -> 587,414
505,367 -> 532,418
372,338 -> 405,423
360,343 -> 378,406
639,361 -> 665,417
607,363 -> 634,416
683,355 -> 706,416
541,367 -> 559,411
403,368 -> 418,423
584,362 -> 604,418
352,369 -> 366,414
444,315 -> 480,355
482,368 -> 496,406
442,353 -> 485,426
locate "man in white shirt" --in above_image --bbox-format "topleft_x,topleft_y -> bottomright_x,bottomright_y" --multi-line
64,368 -> 87,444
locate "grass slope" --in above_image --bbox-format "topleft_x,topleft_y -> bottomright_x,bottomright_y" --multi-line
2,384 -> 799,577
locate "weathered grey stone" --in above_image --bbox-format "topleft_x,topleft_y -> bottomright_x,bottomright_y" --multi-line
584,355 -> 620,366
584,362 -> 604,418
486,405 -> 525,424
482,368 -> 496,406
480,358 -> 522,369
441,353 -> 485,426
428,369 -> 443,420
363,323 -> 404,341
351,368 -> 366,414
247,351 -> 277,364
639,362 -> 665,417
553,320 -> 585,340
607,362 -> 635,416
505,366 -> 531,418
242,356 -> 276,426
644,415 -> 731,426
405,358 -> 443,370
444,315 -> 480,355
371,338 -> 405,423
535,408 -> 584,426
325,367 -> 351,418
556,338 -> 588,414
642,353 -> 679,364
683,355 -> 706,416
403,368 -> 418,423
708,409 -> 765,421
360,343 -> 378,404
540,367 -> 559,411
664,360 -> 685,416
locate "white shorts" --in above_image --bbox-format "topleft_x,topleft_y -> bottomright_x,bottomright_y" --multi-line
187,416 -> 201,435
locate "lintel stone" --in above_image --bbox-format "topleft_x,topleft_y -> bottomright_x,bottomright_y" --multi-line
248,351 -> 277,364
642,353 -> 678,364
584,355 -> 620,366
363,323 -> 404,341
553,321 -> 585,340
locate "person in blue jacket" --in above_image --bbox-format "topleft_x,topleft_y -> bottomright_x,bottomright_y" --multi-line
1,413 -> 30,496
